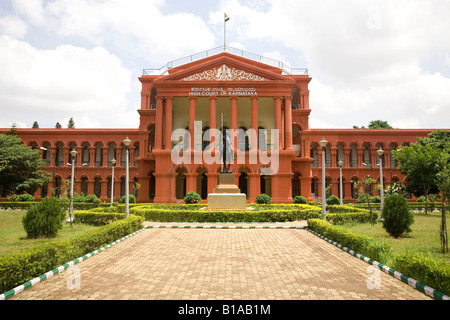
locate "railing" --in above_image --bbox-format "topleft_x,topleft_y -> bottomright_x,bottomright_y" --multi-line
143,45 -> 308,76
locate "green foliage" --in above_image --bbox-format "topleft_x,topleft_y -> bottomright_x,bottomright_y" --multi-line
382,194 -> 414,238
255,193 -> 272,204
368,120 -> 393,129
85,194 -> 98,203
119,194 -> 136,204
67,117 -> 75,129
0,134 -> 50,195
0,215 -> 144,294
16,194 -> 35,202
73,194 -> 86,203
307,219 -> 392,265
184,191 -> 201,204
394,251 -> 450,297
293,195 -> 308,204
22,198 -> 66,239
326,195 -> 340,205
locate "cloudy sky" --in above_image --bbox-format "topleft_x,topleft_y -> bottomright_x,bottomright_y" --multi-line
0,0 -> 449,130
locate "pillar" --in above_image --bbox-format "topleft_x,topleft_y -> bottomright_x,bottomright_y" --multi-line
251,97 -> 258,152
164,96 -> 173,150
274,97 -> 282,149
230,96 -> 238,151
155,96 -> 163,150
189,97 -> 196,151
209,97 -> 217,149
284,96 -> 293,150
248,172 -> 260,201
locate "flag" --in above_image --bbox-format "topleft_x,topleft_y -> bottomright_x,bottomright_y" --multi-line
224,13 -> 230,22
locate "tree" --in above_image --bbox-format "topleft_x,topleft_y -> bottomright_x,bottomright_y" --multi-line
67,117 -> 75,129
8,122 -> 17,135
368,120 -> 393,129
393,143 -> 441,214
353,120 -> 393,129
55,122 -> 62,129
353,175 -> 380,225
32,121 -> 39,128
436,144 -> 450,254
0,134 -> 50,195
382,194 -> 414,238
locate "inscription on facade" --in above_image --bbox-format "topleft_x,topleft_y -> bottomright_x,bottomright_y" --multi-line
188,87 -> 257,96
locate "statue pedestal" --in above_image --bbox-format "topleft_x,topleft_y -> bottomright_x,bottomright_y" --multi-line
207,173 -> 247,210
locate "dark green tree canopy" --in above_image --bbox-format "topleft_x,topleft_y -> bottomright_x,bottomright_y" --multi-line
0,134 -> 50,195
67,117 -> 75,129
353,120 -> 393,129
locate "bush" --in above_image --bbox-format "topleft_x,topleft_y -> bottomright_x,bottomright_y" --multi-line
73,195 -> 86,203
184,191 -> 201,204
326,195 -> 340,205
85,194 -> 98,203
382,194 -> 414,238
17,194 -> 35,202
255,193 -> 271,204
22,198 -> 66,239
119,194 -> 136,204
293,195 -> 308,204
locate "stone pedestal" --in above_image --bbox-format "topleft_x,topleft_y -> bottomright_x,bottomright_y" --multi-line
207,173 -> 247,210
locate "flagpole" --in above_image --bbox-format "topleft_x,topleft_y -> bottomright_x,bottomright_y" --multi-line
224,13 -> 226,51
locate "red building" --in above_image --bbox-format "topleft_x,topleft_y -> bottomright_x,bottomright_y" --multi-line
0,48 -> 436,203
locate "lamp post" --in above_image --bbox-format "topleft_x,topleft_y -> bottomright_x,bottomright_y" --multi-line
338,160 -> 344,206
69,148 -> 77,227
319,137 -> 328,220
377,147 -> 385,219
123,137 -> 132,218
110,159 -> 116,206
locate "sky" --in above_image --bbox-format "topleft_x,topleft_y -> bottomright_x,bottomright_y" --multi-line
0,0 -> 449,130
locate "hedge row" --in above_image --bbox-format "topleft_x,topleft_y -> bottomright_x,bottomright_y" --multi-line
306,219 -> 450,297
74,211 -> 125,226
307,219 -> 392,265
0,215 -> 144,293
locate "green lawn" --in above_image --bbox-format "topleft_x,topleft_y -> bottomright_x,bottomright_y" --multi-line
0,209 -> 97,256
340,212 -> 450,263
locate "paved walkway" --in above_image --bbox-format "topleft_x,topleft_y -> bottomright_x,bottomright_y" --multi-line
9,221 -> 431,300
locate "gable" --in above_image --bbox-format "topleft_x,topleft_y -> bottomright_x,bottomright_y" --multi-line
157,52 -> 289,82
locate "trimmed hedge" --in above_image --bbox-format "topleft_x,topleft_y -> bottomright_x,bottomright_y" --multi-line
307,219 -> 450,298
394,252 -> 450,296
74,211 -> 125,226
0,215 -> 144,293
307,219 -> 392,265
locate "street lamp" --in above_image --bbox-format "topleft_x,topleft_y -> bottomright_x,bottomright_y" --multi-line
319,137 -> 328,220
69,148 -> 77,227
338,159 -> 344,206
123,137 -> 132,218
377,147 -> 385,219
110,159 -> 116,206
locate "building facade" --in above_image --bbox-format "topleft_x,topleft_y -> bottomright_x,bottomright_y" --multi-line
0,50 -> 436,203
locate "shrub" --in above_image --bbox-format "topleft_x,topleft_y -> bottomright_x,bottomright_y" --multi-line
184,191 -> 201,204
17,194 -> 35,202
85,194 -> 98,203
382,194 -> 414,238
293,195 -> 308,204
119,194 -> 136,204
326,195 -> 340,205
73,195 -> 86,202
255,193 -> 271,204
22,198 -> 66,239
59,197 -> 70,210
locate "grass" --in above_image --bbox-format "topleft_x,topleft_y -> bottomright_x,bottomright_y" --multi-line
0,209 -> 97,256
340,212 -> 450,264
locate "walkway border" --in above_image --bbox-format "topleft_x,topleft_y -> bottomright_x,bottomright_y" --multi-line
305,228 -> 450,301
0,227 -> 148,300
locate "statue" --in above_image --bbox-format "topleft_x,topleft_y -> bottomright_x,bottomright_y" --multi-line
218,129 -> 234,172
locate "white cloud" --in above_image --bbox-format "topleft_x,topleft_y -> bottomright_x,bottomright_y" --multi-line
0,36 -> 135,128
0,15 -> 27,38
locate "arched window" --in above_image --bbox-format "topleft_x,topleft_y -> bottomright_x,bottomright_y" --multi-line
196,168 -> 208,199
176,167 -> 187,199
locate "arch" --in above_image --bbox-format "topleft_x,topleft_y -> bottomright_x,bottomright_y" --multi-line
55,142 -> 64,167
108,142 -> 117,167
94,177 -> 102,198
292,172 -> 301,198
94,142 -> 104,167
196,167 -> 208,199
336,143 -> 345,167
149,172 -> 156,200
292,125 -> 302,155
349,143 -> 358,168
311,177 -> 319,199
238,167 -> 250,199
310,143 -> 319,167
351,177 -> 359,199
81,176 -> 89,196
150,87 -> 157,109
176,167 -> 187,199
291,87 -> 300,109
147,124 -> 156,153
237,126 -> 249,151
260,174 -> 271,196
362,142 -> 371,166
81,142 -> 90,166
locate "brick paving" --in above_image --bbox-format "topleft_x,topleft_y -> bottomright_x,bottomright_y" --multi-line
8,222 -> 431,300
